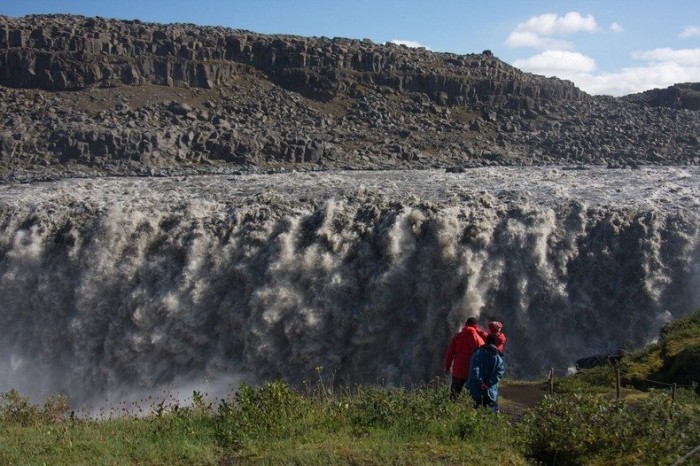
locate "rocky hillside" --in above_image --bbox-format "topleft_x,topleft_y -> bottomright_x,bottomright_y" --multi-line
0,14 -> 698,179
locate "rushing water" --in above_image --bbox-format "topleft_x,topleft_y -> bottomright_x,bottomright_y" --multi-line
0,167 -> 698,408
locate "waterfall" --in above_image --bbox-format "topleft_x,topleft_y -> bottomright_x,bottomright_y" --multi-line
0,168 -> 698,407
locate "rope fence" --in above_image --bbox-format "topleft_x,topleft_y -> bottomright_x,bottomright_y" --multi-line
545,366 -> 698,423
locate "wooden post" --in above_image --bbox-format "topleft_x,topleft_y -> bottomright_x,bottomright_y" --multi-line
548,367 -> 554,395
672,383 -> 677,403
616,369 -> 621,399
671,383 -> 677,420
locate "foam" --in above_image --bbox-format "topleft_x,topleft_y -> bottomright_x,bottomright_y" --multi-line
0,167 -> 697,407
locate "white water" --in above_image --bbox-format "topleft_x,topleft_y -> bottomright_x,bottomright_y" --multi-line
0,167 -> 698,409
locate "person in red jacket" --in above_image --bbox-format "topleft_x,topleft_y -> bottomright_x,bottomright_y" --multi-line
486,321 -> 507,353
444,317 -> 485,399
476,319 -> 507,352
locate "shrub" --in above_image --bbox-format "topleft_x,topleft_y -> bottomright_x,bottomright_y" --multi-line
520,392 -> 700,465
520,394 -> 627,464
344,386 -> 451,436
0,389 -> 69,426
626,393 -> 700,456
0,389 -> 40,426
41,393 -> 70,423
553,365 -> 617,395
214,380 -> 308,448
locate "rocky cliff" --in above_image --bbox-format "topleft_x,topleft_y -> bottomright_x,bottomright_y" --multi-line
0,14 -> 698,179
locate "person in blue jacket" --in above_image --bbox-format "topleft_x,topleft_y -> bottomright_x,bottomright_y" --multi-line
468,333 -> 505,411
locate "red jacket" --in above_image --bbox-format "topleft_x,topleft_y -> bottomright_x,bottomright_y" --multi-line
444,324 -> 485,378
477,322 -> 508,353
491,332 -> 507,353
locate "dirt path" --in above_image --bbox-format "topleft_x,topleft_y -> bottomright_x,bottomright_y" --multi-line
498,381 -> 548,418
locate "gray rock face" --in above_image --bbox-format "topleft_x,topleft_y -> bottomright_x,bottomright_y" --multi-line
623,83 -> 700,111
0,15 -> 584,104
0,14 -> 698,178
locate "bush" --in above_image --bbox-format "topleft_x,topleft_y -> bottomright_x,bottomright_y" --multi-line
0,389 -> 69,426
344,386 -> 451,435
214,380 -> 309,448
520,392 -> 700,465
553,365 -> 617,395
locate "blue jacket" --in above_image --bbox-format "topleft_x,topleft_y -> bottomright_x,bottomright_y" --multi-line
468,344 -> 505,403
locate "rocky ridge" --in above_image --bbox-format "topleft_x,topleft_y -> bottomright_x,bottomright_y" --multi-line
0,14 -> 698,180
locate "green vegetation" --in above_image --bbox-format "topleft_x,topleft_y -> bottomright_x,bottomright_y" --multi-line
2,310 -> 699,465
521,391 -> 699,465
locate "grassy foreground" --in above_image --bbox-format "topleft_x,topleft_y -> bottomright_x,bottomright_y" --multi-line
2,310 -> 699,465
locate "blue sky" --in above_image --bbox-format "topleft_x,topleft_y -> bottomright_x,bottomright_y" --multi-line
2,0 -> 699,96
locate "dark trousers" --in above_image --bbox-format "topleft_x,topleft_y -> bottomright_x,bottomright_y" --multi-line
473,391 -> 499,412
450,376 -> 467,400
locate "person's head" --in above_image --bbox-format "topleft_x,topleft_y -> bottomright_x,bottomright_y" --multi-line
488,321 -> 503,334
465,317 -> 478,327
486,333 -> 498,346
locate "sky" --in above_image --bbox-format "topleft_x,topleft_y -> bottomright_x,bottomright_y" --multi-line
2,0 -> 699,96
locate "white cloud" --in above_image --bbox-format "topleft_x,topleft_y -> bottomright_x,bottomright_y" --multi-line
513,50 -> 597,75
389,39 -> 431,50
680,26 -> 700,38
632,47 -> 700,65
514,49 -> 700,96
506,12 -> 700,95
515,12 -> 599,36
571,62 -> 700,96
507,12 -> 600,50
609,22 -> 623,33
504,12 -> 700,96
505,31 -> 574,50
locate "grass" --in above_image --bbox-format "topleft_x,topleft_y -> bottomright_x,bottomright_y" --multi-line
1,309 -> 699,465
0,384 -> 528,466
1,417 -> 219,465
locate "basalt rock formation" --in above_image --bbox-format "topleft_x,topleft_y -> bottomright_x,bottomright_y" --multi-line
622,83 -> 700,111
0,14 -> 698,179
